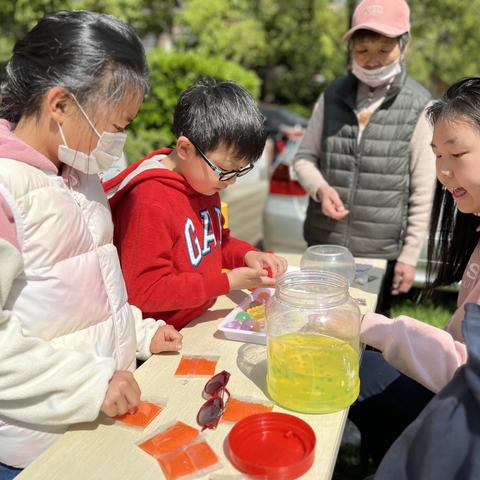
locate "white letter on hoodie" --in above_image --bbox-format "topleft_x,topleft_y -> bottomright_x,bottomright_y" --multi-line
200,209 -> 216,255
185,217 -> 202,266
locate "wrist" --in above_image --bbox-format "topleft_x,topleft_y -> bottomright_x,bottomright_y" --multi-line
226,270 -> 236,291
316,183 -> 329,202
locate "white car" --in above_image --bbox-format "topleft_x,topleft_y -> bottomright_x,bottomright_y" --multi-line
262,129 -> 308,253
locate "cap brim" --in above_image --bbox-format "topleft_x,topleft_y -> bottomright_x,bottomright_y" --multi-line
342,23 -> 407,42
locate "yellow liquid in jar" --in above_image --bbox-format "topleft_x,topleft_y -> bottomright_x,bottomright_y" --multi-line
267,333 -> 359,413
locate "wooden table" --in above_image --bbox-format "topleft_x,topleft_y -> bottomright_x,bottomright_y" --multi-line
18,255 -> 386,480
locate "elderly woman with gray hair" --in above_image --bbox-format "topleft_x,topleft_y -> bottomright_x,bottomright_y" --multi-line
293,0 -> 435,319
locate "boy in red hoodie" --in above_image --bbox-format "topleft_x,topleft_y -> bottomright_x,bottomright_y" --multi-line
105,80 -> 287,330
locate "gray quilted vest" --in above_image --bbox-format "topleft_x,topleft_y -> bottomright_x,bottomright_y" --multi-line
304,71 -> 431,260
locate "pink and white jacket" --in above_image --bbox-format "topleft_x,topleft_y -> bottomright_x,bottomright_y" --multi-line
0,120 -> 163,467
361,241 -> 480,393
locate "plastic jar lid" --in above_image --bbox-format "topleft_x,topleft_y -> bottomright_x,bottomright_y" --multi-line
227,412 -> 316,480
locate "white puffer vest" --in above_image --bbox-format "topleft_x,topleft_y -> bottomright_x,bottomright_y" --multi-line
0,159 -> 136,464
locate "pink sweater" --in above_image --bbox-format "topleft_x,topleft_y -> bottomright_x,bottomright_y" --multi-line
361,241 -> 480,393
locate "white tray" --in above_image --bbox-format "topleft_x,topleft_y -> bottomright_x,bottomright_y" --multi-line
217,287 -> 273,345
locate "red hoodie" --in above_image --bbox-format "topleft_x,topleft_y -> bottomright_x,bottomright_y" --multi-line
104,149 -> 255,330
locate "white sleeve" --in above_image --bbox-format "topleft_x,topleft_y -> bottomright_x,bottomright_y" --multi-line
130,304 -> 165,361
397,104 -> 437,266
0,237 -> 116,426
293,94 -> 329,200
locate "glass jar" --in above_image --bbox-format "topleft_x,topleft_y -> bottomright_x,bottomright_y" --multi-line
266,270 -> 361,414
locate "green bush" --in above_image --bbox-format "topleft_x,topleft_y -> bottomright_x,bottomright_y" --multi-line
124,128 -> 173,163
125,49 -> 261,163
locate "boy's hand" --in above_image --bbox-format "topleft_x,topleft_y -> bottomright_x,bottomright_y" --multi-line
150,324 -> 183,353
227,266 -> 275,290
244,251 -> 288,278
101,371 -> 141,417
318,185 -> 349,220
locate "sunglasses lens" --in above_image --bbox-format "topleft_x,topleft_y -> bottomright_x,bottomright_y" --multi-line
197,397 -> 224,429
204,370 -> 230,396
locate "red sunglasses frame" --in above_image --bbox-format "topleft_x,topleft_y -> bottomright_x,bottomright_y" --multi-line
196,370 -> 231,430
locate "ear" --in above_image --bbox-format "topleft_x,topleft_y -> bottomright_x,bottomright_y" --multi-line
45,87 -> 75,125
176,135 -> 196,160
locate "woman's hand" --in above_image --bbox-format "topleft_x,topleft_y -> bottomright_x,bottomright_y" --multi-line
391,262 -> 416,295
317,185 -> 349,220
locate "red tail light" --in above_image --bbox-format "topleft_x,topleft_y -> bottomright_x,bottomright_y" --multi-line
275,138 -> 286,154
269,163 -> 306,195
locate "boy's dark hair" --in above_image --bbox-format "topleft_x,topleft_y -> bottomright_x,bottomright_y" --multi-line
173,79 -> 267,164
0,10 -> 149,124
424,77 -> 480,295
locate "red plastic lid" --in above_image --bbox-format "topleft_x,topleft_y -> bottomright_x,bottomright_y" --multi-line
227,412 -> 316,480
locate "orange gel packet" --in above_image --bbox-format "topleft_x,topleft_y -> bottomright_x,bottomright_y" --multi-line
222,397 -> 273,423
158,439 -> 220,480
174,355 -> 219,376
137,421 -> 199,457
115,400 -> 164,428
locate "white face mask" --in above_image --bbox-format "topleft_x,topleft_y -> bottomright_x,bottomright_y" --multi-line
57,95 -> 127,175
352,58 -> 402,88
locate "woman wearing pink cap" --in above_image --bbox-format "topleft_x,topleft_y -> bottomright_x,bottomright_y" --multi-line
293,0 -> 437,468
294,0 -> 435,318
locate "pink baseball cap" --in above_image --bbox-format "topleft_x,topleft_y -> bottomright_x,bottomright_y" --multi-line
343,0 -> 410,42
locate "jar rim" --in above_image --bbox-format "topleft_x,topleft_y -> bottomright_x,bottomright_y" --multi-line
275,270 -> 350,308
278,270 -> 348,287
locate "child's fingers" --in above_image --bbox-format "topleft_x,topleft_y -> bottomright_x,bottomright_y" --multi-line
101,401 -> 117,417
262,257 -> 279,276
158,339 -> 182,352
263,256 -> 287,278
259,275 -> 275,287
163,325 -> 183,342
124,384 -> 141,411
272,257 -> 288,276
252,267 -> 266,277
110,396 -> 129,417
129,376 -> 142,400
247,254 -> 263,270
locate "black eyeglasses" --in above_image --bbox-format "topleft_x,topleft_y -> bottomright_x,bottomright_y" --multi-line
190,139 -> 254,181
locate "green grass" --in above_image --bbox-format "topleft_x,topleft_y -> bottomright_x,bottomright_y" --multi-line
391,290 -> 457,329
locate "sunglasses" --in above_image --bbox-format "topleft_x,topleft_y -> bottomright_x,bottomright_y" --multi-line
190,139 -> 254,181
196,370 -> 231,430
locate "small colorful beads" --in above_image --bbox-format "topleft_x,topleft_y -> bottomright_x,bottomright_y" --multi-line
235,311 -> 252,322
